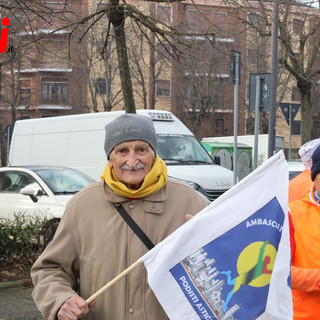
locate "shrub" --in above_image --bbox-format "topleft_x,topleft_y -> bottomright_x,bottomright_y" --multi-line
0,212 -> 46,259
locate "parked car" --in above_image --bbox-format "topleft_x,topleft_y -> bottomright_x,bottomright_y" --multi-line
287,160 -> 305,180
0,166 -> 95,247
0,166 -> 95,220
0,166 -> 94,219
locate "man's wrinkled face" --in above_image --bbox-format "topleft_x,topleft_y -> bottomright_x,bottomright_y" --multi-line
108,140 -> 155,189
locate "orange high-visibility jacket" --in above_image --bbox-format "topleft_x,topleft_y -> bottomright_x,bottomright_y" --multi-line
289,185 -> 320,320
289,169 -> 313,202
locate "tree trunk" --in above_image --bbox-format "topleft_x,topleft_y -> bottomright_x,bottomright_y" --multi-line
11,104 -> 16,128
110,4 -> 136,114
298,76 -> 312,145
300,89 -> 313,144
149,32 -> 156,109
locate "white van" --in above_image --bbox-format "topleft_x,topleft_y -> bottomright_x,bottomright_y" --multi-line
9,110 -> 233,202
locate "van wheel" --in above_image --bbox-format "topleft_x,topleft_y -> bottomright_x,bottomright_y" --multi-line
41,218 -> 61,250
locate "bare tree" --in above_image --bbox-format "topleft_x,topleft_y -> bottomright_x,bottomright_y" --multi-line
174,36 -> 227,136
86,15 -> 122,112
278,0 -> 320,143
169,3 -> 247,138
233,0 -> 320,144
126,18 -> 169,110
244,5 -> 293,136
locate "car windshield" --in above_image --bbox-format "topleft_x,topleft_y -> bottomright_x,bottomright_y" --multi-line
33,167 -> 95,194
157,135 -> 214,165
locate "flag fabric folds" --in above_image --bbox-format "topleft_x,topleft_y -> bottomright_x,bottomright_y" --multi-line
140,151 -> 292,320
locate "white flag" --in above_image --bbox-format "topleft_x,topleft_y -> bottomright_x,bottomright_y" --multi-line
140,151 -> 292,320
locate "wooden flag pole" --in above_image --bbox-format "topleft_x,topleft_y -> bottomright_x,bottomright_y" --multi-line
86,260 -> 143,304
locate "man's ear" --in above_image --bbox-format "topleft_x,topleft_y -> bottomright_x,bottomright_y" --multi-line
108,155 -> 114,168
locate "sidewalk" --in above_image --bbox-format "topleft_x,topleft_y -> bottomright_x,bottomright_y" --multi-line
0,285 -> 43,320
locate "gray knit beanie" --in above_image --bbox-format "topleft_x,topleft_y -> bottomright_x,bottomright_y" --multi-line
104,113 -> 158,159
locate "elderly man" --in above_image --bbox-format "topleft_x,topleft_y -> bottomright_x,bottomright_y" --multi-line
31,113 -> 207,320
290,145 -> 320,320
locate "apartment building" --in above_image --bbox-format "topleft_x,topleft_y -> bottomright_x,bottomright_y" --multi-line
170,0 -> 247,138
0,0 -> 88,164
1,0 -> 319,164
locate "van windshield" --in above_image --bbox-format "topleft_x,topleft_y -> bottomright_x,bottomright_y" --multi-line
157,135 -> 214,165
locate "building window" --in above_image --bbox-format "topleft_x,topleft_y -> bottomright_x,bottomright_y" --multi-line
292,18 -> 304,34
312,120 -> 320,137
293,52 -> 300,59
155,80 -> 171,97
213,118 -> 224,135
156,5 -> 172,24
186,10 -> 203,32
96,2 -> 109,23
184,75 -> 225,111
212,11 -> 227,25
44,0 -> 71,3
292,120 -> 301,135
95,77 -> 107,94
248,13 -> 260,29
247,48 -> 259,65
156,42 -> 172,61
96,2 -> 108,10
19,88 -> 31,105
42,82 -> 69,104
291,87 -> 301,101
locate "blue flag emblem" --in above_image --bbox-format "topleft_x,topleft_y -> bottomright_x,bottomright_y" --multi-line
170,197 -> 285,320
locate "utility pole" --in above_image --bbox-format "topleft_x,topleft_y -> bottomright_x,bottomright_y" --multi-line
268,0 -> 279,158
254,76 -> 261,169
230,50 -> 240,185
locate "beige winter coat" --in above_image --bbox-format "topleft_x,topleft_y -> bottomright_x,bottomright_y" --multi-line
31,178 -> 207,320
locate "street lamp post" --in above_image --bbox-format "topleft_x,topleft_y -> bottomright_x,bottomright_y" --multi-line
268,0 -> 279,158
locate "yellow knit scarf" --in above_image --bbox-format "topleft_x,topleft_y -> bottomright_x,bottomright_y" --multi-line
101,155 -> 167,198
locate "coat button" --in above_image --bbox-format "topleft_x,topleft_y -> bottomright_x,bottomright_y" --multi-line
129,307 -> 135,314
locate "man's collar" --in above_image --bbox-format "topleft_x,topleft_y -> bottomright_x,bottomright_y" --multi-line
103,181 -> 167,203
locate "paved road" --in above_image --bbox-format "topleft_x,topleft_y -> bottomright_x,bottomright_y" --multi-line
0,286 -> 44,320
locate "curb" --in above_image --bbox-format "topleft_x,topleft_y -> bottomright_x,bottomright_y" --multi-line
0,279 -> 30,290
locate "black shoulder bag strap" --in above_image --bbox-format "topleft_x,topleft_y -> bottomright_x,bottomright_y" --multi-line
114,204 -> 155,250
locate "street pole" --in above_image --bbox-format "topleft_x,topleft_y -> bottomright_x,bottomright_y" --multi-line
268,0 -> 279,158
289,104 -> 292,161
6,126 -> 10,166
233,52 -> 240,185
254,76 -> 261,170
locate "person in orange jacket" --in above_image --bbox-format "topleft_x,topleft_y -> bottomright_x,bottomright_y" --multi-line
289,145 -> 320,320
289,138 -> 320,202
